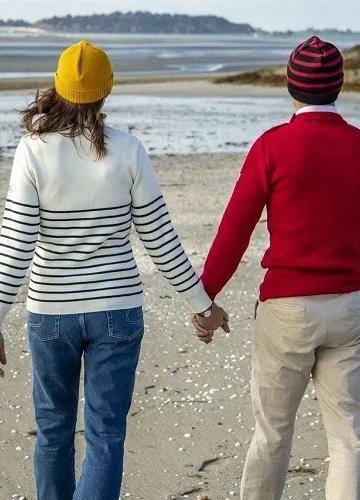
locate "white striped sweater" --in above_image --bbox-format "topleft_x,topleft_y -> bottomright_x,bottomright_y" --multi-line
0,126 -> 211,329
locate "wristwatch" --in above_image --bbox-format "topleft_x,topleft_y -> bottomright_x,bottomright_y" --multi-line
198,304 -> 213,318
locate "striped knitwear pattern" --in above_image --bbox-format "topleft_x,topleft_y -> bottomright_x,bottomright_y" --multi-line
287,36 -> 344,105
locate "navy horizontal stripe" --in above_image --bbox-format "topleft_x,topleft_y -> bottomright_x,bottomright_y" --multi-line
1,225 -> 39,236
31,268 -> 140,279
4,207 -> 40,218
0,245 -> 35,257
0,289 -> 17,297
0,270 -> 26,280
7,199 -> 38,209
0,280 -> 19,288
168,264 -> 192,282
36,238 -> 130,249
40,218 -> 132,231
30,274 -> 140,286
133,211 -> 169,227
148,242 -> 182,260
159,257 -> 189,275
132,195 -> 162,210
34,249 -> 133,263
0,261 -> 28,271
140,228 -> 175,244
144,234 -> 178,252
171,271 -> 196,288
0,252 -> 32,269
36,244 -> 132,256
32,259 -> 137,271
153,249 -> 185,267
40,203 -> 131,214
136,220 -> 171,235
132,203 -> 166,219
2,216 -> 40,227
0,298 -> 13,305
39,225 -> 131,239
28,282 -> 142,295
1,234 -> 37,246
177,277 -> 200,293
27,290 -> 143,303
40,207 -> 131,222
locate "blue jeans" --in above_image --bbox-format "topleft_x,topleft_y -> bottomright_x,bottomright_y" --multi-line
27,307 -> 144,500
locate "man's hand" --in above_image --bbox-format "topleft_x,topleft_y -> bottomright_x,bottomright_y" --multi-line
191,315 -> 215,344
192,303 -> 230,344
0,332 -> 6,378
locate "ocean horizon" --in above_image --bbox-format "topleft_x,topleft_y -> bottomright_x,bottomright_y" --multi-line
0,30 -> 357,78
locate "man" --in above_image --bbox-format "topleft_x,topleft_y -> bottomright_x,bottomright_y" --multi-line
193,36 -> 360,499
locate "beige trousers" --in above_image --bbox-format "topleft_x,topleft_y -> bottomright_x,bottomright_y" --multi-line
240,292 -> 360,500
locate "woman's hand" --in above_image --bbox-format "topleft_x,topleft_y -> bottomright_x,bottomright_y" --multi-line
0,332 -> 6,378
192,303 -> 230,344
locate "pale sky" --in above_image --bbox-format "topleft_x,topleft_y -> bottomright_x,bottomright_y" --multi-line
1,0 -> 359,31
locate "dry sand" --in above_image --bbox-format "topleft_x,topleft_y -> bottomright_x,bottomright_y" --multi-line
0,153 -> 329,500
3,77 -> 360,102
0,75 -> 288,97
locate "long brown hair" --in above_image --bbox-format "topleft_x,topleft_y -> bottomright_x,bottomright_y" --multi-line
21,87 -> 108,160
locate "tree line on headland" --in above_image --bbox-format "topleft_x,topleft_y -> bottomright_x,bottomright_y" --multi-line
0,11 -> 358,36
0,12 -> 255,34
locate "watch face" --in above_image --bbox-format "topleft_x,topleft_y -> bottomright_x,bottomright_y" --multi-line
204,309 -> 212,318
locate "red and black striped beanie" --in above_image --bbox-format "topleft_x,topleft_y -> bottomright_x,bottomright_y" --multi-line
287,36 -> 344,105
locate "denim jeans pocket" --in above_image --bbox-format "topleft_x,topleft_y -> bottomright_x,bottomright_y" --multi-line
106,307 -> 144,341
27,312 -> 61,341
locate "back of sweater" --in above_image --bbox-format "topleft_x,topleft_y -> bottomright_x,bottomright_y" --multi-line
0,126 -> 211,328
201,112 -> 360,301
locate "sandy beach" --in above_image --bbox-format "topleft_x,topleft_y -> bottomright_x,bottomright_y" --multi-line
3,76 -> 360,99
0,151 -> 329,500
1,21 -> 360,500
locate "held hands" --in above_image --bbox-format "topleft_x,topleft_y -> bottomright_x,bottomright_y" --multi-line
0,331 -> 6,378
192,303 -> 230,344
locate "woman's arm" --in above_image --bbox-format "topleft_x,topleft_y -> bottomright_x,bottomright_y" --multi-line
0,137 -> 40,330
131,142 -> 212,314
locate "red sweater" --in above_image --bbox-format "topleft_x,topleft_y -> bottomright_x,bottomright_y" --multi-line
201,112 -> 360,301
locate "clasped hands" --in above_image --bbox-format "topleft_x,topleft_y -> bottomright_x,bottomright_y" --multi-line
192,303 -> 230,344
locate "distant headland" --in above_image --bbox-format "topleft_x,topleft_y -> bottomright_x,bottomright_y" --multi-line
0,11 -> 359,36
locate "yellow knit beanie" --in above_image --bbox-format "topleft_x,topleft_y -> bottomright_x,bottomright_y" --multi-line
55,40 -> 114,104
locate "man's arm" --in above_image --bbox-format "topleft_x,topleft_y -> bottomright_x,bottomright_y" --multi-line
201,136 -> 270,300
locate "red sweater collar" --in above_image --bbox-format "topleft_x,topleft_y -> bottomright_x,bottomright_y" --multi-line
290,111 -> 346,123
290,112 -> 346,124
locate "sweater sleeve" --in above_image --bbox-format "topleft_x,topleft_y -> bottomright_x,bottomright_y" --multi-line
0,137 -> 40,330
131,142 -> 212,314
201,136 -> 270,300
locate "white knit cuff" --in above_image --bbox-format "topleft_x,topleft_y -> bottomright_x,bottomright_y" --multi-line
184,281 -> 212,314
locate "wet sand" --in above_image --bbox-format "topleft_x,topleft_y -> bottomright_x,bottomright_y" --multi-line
0,153 -> 329,499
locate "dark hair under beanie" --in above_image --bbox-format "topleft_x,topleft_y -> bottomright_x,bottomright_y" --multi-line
287,36 -> 344,105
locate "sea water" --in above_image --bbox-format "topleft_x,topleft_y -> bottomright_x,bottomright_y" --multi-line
1,92 -> 360,161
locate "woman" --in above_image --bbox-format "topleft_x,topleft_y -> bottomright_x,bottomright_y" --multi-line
0,40 -> 228,500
